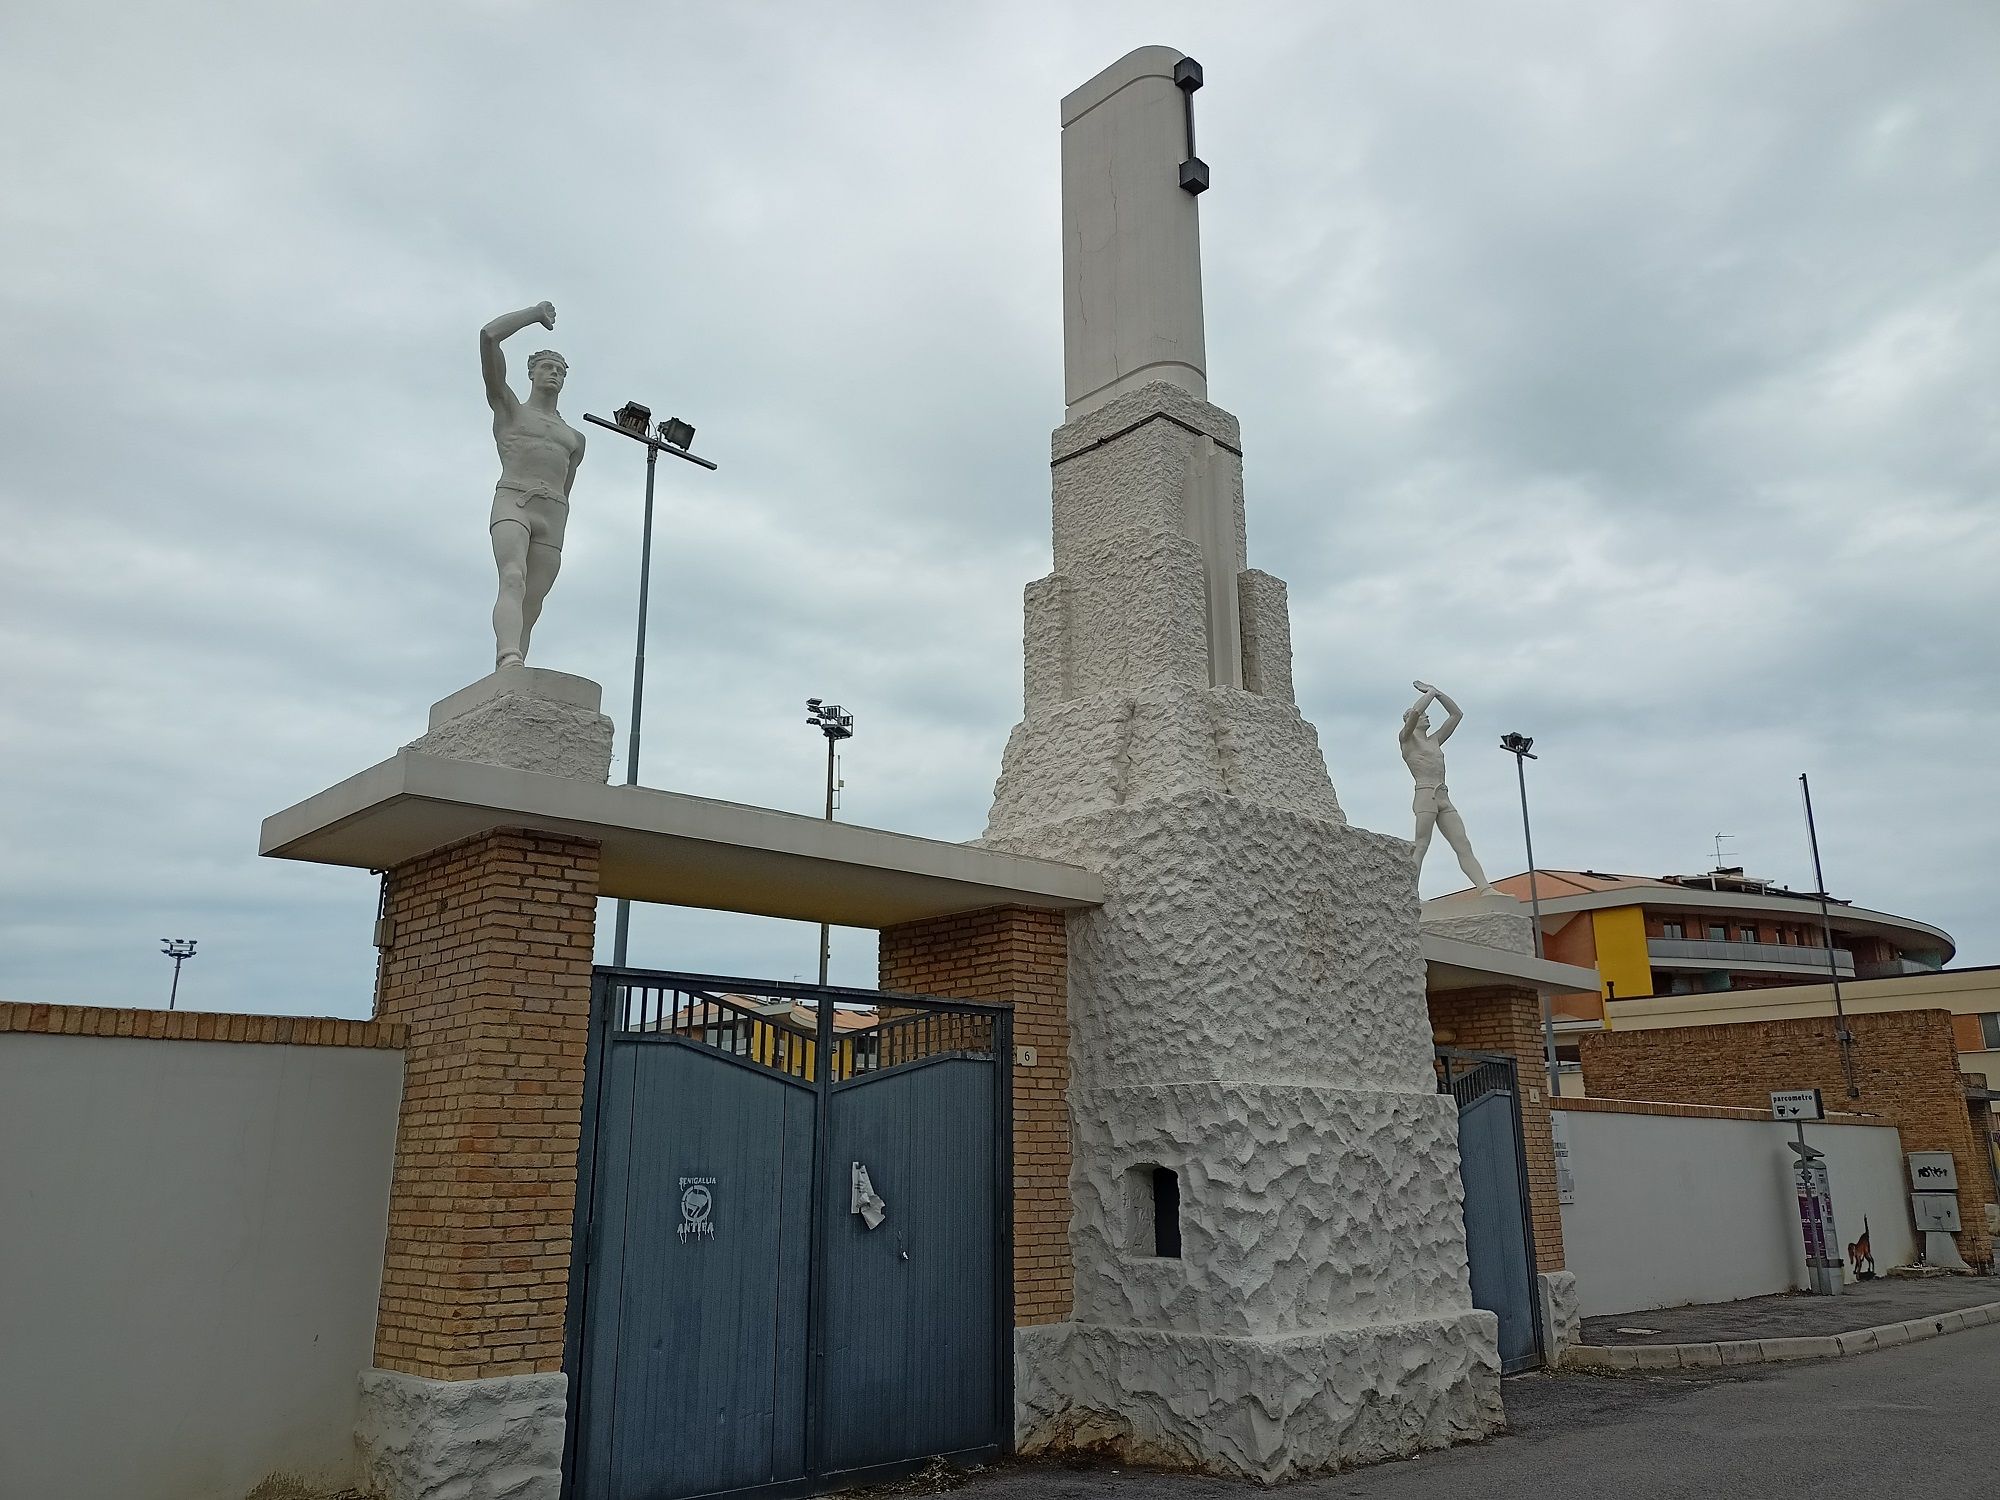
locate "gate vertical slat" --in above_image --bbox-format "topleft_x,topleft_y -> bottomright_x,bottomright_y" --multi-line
803,992 -> 835,1484
991,1008 -> 1015,1449
819,1059 -> 998,1476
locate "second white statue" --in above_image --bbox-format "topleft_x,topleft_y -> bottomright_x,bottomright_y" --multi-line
1400,680 -> 1496,893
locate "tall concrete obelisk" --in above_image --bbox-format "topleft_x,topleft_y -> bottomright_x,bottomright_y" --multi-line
987,47 -> 1503,1479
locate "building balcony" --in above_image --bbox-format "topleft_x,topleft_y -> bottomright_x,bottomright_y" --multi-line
1854,956 -> 1945,980
1647,937 -> 1855,977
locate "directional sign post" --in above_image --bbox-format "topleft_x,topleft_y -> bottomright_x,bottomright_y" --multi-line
1771,1088 -> 1824,1122
1774,1089 -> 1839,1294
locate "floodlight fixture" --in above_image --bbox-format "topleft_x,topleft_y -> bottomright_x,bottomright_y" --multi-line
657,417 -> 695,451
613,400 -> 653,435
1499,732 -> 1537,759
160,936 -> 198,1010
806,699 -> 853,741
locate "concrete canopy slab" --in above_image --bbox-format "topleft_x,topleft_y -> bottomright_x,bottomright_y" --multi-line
260,752 -> 1104,929
1422,935 -> 1601,997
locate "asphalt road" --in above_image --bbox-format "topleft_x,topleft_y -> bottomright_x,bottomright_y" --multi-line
959,1324 -> 1999,1500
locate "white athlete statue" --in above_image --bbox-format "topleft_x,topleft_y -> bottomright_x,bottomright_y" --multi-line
1400,680 -> 1495,893
481,302 -> 585,669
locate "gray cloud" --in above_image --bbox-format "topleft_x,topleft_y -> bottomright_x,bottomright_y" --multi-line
4,0 -> 1995,1016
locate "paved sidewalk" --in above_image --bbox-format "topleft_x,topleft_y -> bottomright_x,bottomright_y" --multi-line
953,1323 -> 2000,1500
1580,1273 -> 1998,1345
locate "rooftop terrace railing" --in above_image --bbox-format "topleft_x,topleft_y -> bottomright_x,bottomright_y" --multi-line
1647,937 -> 1855,976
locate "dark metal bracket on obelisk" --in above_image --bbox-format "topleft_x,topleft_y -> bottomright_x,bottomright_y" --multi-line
1176,56 -> 1208,194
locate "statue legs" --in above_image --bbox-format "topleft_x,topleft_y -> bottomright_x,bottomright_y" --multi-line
519,542 -> 561,662
1435,806 -> 1492,892
1415,798 -> 1494,894
491,520 -> 532,668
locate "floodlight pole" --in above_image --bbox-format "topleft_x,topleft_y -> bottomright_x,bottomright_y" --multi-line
820,734 -> 837,983
804,699 -> 855,986
1501,733 -> 1559,1097
1800,772 -> 1860,1099
583,409 -> 719,968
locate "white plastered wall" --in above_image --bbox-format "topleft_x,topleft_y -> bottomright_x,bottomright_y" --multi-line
1556,1105 -> 1916,1319
0,1032 -> 401,1499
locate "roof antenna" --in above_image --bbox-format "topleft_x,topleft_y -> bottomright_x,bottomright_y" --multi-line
1712,832 -> 1735,872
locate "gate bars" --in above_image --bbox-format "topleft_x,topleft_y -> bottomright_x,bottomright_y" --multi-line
562,967 -> 1015,1499
1435,1046 -> 1546,1370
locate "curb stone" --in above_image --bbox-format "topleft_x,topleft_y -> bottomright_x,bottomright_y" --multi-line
1562,1298 -> 2000,1371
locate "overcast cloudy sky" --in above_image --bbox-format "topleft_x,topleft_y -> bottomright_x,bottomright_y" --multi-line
4,1 -> 1995,1017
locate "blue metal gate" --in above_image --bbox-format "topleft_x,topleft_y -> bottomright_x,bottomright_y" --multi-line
1437,1048 -> 1544,1374
565,970 -> 1012,1500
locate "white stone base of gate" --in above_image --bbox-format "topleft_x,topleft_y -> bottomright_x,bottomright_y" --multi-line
1538,1270 -> 1581,1366
355,1367 -> 567,1500
1014,1313 -> 1503,1481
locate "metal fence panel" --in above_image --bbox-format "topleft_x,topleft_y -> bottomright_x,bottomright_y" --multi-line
577,1036 -> 815,1499
1457,1087 -> 1541,1373
568,970 -> 1008,1500
819,1058 -> 1001,1477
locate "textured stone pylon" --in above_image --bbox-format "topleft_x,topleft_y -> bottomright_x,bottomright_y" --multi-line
986,376 -> 1503,1477
982,45 -> 1502,1476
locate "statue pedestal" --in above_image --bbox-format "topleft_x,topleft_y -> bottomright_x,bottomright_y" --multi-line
405,666 -> 614,783
1422,891 -> 1537,955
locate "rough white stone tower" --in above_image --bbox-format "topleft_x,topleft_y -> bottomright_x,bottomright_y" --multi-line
988,46 -> 1504,1479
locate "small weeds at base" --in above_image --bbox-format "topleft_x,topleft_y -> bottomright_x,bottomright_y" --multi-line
844,1456 -> 980,1496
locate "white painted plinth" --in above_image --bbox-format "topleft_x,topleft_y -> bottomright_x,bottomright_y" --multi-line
404,665 -> 614,782
1032,1314 -> 1500,1480
1422,891 -> 1536,955
1538,1270 -> 1581,1365
355,1367 -> 566,1500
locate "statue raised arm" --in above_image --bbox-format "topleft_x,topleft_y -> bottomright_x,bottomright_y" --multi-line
1398,679 -> 1493,893
480,301 -> 584,670
480,302 -> 555,414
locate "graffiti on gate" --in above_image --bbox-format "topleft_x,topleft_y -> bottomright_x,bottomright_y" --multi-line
679,1176 -> 717,1242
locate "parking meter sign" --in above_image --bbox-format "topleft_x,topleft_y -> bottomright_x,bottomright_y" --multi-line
1771,1088 -> 1824,1122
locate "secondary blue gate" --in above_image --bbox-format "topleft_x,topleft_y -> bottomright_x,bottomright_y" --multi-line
1438,1048 -> 1544,1374
564,970 -> 1012,1500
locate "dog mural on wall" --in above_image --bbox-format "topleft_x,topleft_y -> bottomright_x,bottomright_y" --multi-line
1848,1217 -> 1877,1280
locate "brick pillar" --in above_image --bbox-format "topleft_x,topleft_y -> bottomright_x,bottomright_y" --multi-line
1427,985 -> 1565,1273
358,826 -> 599,1498
878,906 -> 1072,1325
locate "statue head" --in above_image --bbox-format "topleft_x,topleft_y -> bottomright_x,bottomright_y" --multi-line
526,350 -> 568,394
1414,711 -> 1432,734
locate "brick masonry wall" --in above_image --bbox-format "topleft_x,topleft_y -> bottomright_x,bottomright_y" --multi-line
0,1003 -> 403,1047
878,906 -> 1072,1326
371,827 -> 600,1379
1556,1095 -> 1885,1125
1427,985 -> 1565,1273
1582,1008 -> 1993,1268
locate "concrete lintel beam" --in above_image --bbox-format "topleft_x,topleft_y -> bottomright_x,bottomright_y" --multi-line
1422,934 -> 1601,997
260,752 -> 1104,929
